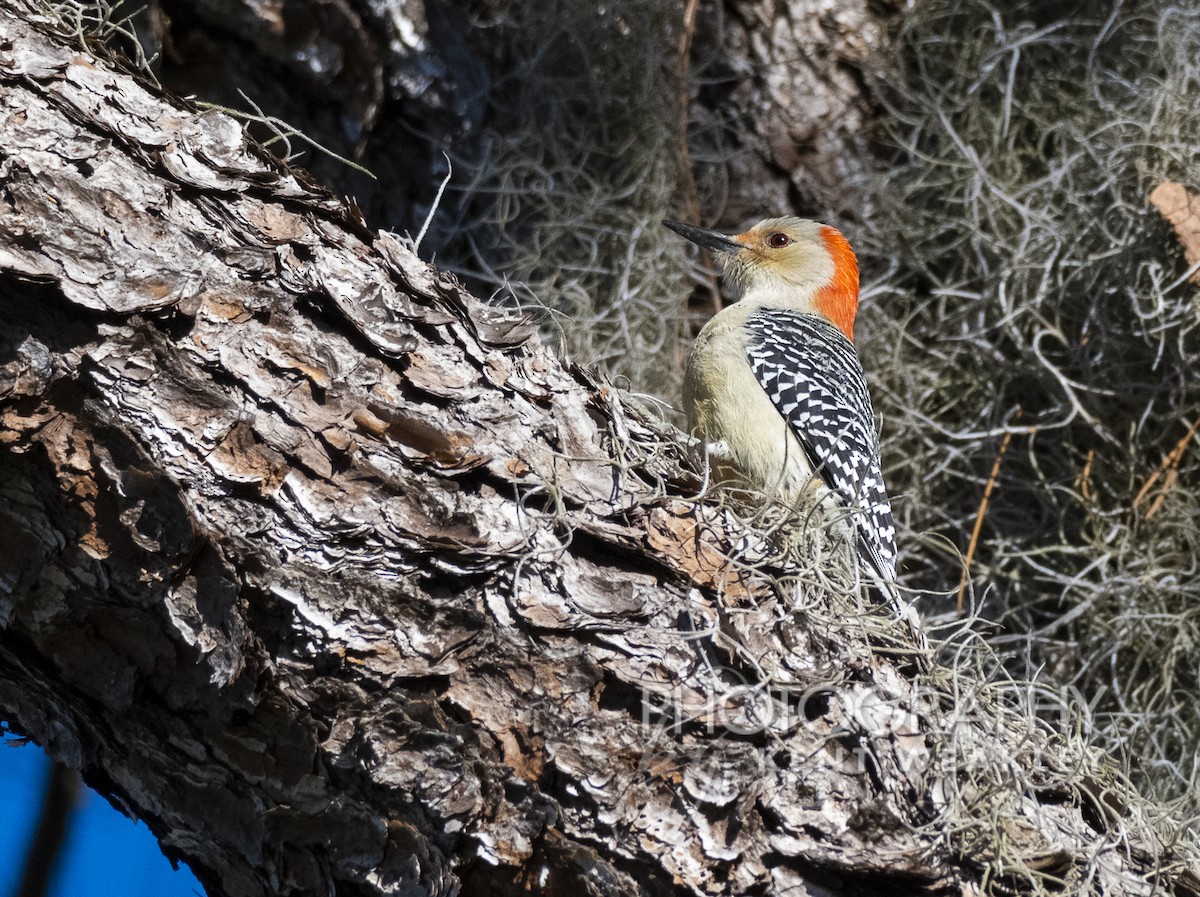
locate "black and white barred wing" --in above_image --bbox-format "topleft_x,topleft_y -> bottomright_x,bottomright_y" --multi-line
745,310 -> 898,580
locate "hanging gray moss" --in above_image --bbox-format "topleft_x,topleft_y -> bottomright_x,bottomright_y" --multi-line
445,0 -> 695,403
850,0 -> 1200,811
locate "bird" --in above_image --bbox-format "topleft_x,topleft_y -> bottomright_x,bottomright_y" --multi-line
663,215 -> 898,591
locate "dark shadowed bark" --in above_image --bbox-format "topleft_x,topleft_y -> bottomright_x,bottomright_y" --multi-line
1,7 -> 1197,897
127,0 -> 903,248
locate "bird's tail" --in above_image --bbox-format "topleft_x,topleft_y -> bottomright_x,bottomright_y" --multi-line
859,536 -> 929,660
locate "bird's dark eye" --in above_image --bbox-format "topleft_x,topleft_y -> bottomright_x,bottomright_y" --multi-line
766,232 -> 791,249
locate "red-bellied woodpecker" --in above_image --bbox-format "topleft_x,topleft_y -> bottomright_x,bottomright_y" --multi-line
663,216 -> 898,590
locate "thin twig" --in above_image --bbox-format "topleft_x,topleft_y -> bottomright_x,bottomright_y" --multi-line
198,92 -> 377,179
1133,414 -> 1200,520
957,411 -> 1023,616
17,762 -> 79,897
414,152 -> 452,256
1077,448 -> 1095,503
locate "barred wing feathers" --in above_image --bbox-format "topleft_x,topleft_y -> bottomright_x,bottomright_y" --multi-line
745,310 -> 898,581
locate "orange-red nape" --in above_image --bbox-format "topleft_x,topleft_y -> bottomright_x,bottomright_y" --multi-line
814,226 -> 860,342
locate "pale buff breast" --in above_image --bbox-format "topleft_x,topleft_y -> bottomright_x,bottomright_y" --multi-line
683,302 -> 819,504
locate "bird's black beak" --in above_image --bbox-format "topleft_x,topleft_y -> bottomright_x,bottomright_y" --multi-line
662,219 -> 742,253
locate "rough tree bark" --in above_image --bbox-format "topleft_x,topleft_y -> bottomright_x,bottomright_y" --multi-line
0,7 -> 1196,897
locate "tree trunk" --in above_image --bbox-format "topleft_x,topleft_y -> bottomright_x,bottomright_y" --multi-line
0,7 -> 1195,897
139,0 -> 902,241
